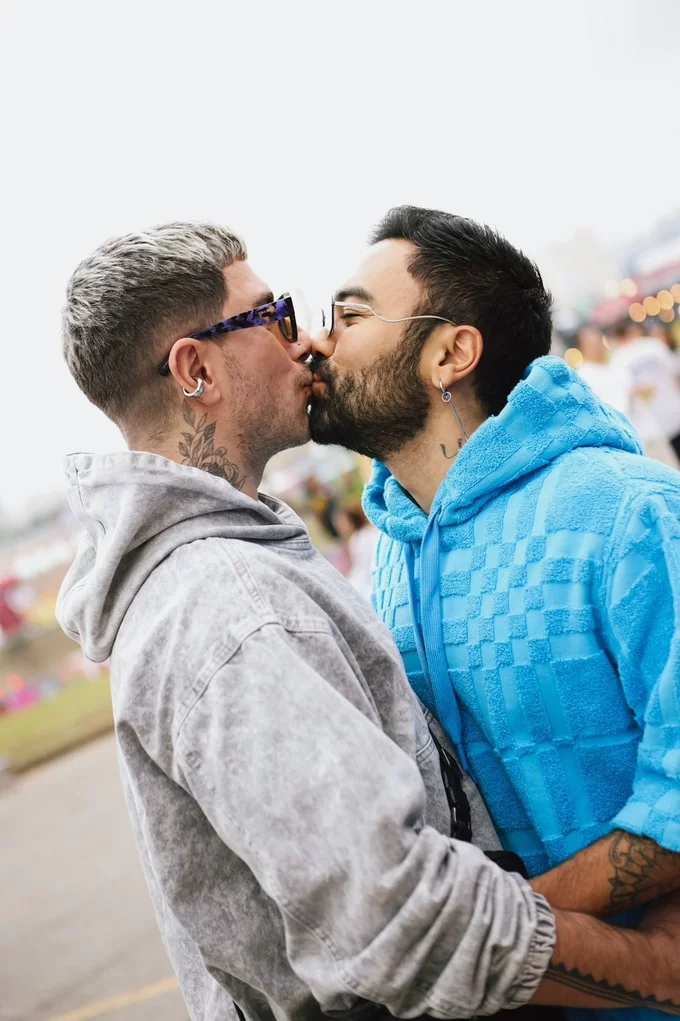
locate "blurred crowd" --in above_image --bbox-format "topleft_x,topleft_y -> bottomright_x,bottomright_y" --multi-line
300,475 -> 379,600
576,320 -> 680,469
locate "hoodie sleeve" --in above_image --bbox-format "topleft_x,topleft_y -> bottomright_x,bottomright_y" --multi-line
604,490 -> 680,851
175,621 -> 554,1019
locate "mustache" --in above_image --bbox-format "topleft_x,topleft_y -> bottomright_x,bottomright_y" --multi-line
308,357 -> 334,385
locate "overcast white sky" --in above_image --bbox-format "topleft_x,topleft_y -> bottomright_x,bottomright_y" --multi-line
1,0 -> 679,522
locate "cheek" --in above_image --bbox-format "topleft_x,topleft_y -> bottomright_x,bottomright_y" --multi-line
270,345 -> 299,379
334,323 -> 384,370
255,350 -> 303,406
236,335 -> 295,381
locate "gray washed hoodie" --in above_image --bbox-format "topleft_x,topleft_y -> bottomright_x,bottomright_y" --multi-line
57,452 -> 555,1021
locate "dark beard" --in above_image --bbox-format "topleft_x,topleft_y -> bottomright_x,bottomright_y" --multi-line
308,328 -> 430,461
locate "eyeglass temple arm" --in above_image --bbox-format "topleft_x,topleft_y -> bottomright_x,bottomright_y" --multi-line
332,301 -> 454,327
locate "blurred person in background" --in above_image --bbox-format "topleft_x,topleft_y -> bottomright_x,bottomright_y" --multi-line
576,325 -> 629,415
54,221 -> 680,1021
609,321 -> 680,468
310,204 -> 680,1021
332,501 -> 380,600
303,474 -> 341,539
646,320 -> 677,352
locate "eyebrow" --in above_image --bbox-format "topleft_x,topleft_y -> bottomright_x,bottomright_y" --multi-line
249,290 -> 275,308
334,286 -> 374,304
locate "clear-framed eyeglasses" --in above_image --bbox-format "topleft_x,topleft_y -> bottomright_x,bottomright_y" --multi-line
320,300 -> 455,337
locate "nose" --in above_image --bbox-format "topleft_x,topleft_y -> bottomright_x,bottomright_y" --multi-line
288,325 -> 313,362
311,328 -> 336,361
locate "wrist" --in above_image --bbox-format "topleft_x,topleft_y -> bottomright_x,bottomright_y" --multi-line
644,930 -> 676,991
624,928 -> 678,1007
539,911 -> 680,1012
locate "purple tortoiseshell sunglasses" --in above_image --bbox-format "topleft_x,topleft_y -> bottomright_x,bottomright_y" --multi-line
157,293 -> 297,376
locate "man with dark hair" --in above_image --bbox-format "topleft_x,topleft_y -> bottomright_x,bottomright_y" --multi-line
310,206 -> 553,462
310,205 -> 680,1021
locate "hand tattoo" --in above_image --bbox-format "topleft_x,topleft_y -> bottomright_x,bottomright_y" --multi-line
440,440 -> 463,460
548,962 -> 680,1012
608,830 -> 680,911
179,402 -> 245,490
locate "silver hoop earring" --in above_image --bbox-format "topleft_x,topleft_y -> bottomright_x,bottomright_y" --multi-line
183,377 -> 205,399
439,380 -> 469,441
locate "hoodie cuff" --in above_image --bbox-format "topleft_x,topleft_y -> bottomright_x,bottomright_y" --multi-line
505,890 -> 556,1009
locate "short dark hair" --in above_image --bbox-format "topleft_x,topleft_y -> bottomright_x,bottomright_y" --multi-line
370,206 -> 553,416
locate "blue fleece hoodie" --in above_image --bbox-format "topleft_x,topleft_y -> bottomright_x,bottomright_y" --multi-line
365,356 -> 680,1021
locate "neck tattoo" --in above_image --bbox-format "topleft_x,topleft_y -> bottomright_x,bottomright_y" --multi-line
179,401 -> 245,490
440,439 -> 464,460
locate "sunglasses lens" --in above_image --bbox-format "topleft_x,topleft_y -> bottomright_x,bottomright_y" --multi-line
276,295 -> 297,343
279,314 -> 294,342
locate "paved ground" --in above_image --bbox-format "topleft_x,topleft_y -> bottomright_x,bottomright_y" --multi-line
0,735 -> 188,1021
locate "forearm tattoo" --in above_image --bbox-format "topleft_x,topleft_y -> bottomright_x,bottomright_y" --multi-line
548,962 -> 680,1012
179,402 -> 245,490
608,830 -> 680,910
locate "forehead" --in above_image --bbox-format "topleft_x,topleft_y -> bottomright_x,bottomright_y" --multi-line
222,259 -> 272,314
340,239 -> 421,310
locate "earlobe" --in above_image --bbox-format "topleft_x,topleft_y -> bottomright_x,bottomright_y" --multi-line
439,379 -> 469,440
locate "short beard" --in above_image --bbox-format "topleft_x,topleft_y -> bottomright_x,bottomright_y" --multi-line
309,321 -> 430,462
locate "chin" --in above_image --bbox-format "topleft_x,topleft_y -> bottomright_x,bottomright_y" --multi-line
289,416 -> 312,449
308,418 -> 345,450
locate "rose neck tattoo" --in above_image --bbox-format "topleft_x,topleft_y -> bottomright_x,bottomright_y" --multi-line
179,401 -> 245,491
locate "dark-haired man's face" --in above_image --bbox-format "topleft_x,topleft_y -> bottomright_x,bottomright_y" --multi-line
309,239 -> 432,461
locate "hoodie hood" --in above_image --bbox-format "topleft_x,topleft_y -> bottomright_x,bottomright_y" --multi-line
57,452 -> 308,662
363,356 -> 641,544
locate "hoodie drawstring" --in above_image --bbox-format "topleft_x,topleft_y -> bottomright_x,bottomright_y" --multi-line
405,514 -> 469,773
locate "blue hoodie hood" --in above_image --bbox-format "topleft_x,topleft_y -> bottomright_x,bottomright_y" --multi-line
364,356 -> 641,542
363,356 -> 642,771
